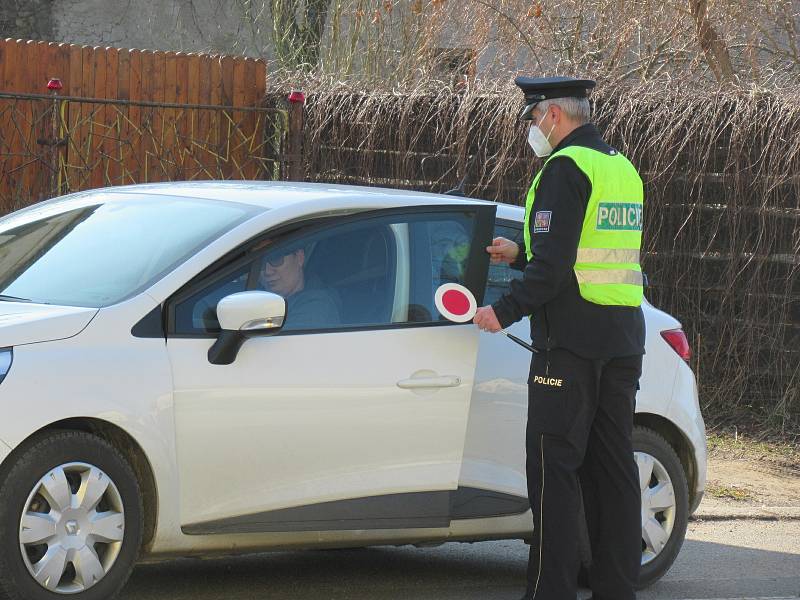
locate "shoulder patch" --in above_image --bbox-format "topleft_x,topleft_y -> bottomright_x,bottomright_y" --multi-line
533,210 -> 552,233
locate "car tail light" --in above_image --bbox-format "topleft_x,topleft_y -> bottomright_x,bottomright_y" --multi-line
661,328 -> 691,362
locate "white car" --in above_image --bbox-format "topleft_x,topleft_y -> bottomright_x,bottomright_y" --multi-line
0,182 -> 706,600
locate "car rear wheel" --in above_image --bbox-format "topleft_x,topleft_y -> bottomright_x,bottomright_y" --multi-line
634,426 -> 689,588
0,431 -> 142,600
577,427 -> 690,590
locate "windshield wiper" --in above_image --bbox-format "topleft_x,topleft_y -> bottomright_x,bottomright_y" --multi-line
0,294 -> 34,303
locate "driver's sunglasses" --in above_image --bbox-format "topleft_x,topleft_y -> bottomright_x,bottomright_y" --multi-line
266,253 -> 291,268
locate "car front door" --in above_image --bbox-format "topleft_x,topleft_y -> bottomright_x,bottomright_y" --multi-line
165,204 -> 495,534
461,219 -> 531,500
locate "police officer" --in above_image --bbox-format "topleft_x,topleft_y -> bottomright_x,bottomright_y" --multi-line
473,76 -> 645,600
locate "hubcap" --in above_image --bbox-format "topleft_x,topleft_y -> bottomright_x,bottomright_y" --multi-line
636,451 -> 676,566
18,462 -> 125,594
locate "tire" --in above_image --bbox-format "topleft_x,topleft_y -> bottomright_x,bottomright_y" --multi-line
0,431 -> 143,600
577,427 -> 690,589
634,426 -> 689,589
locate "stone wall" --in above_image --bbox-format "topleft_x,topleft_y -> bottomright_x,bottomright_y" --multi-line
0,0 -> 54,42
1,0 -> 273,58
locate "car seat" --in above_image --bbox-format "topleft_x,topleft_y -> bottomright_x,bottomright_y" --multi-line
307,227 -> 393,326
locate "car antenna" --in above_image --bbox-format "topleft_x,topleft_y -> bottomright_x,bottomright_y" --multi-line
445,154 -> 477,197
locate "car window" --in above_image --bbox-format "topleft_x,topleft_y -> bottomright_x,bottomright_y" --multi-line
483,222 -> 524,306
407,216 -> 475,323
173,264 -> 250,333
266,219 -> 393,331
0,196 -> 259,308
170,210 -> 487,335
430,220 -> 471,285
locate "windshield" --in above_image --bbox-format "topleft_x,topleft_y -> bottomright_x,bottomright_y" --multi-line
0,194 -> 261,308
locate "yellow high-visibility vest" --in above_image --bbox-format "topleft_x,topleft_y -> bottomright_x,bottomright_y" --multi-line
524,145 -> 644,307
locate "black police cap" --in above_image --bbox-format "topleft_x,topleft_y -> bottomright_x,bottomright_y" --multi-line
515,76 -> 596,120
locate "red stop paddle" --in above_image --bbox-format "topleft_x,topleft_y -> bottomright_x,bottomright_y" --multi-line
434,284 -> 535,352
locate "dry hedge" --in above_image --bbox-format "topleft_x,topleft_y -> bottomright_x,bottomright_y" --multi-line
288,80 -> 800,434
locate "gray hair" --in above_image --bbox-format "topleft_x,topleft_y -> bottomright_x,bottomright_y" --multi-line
538,97 -> 591,125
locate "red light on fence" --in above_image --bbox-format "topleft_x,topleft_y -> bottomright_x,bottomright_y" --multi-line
47,78 -> 63,91
288,90 -> 305,104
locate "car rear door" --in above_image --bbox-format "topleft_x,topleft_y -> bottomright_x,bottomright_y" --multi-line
165,203 -> 496,534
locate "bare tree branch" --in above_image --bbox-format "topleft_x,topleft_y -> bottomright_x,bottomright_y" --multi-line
688,0 -> 738,83
270,0 -> 333,70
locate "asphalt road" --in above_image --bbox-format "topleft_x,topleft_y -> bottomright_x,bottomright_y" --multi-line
119,519 -> 800,600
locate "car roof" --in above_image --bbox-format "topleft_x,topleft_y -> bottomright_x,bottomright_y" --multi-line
77,181 -> 524,216
30,180 -> 525,223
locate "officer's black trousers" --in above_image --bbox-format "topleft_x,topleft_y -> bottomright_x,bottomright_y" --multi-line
524,348 -> 643,600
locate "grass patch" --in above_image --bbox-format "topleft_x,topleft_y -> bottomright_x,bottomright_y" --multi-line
706,483 -> 754,501
707,431 -> 799,467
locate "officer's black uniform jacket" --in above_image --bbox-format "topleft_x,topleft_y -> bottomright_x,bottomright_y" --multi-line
492,123 -> 646,359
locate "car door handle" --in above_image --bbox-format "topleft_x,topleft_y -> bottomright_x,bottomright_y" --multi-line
397,375 -> 462,389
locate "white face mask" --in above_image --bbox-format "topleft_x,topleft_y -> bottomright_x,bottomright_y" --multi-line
527,110 -> 556,158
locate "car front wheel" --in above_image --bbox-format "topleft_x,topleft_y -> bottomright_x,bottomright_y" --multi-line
0,431 -> 142,600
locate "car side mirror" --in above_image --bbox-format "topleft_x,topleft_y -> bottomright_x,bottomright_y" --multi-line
208,291 -> 286,365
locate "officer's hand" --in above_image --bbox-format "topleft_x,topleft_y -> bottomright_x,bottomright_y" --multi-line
474,306 -> 502,333
486,237 -> 519,264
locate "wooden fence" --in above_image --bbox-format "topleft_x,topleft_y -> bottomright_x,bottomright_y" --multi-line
0,39 -> 300,212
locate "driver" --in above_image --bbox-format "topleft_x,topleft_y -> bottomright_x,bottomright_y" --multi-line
259,245 -> 340,330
